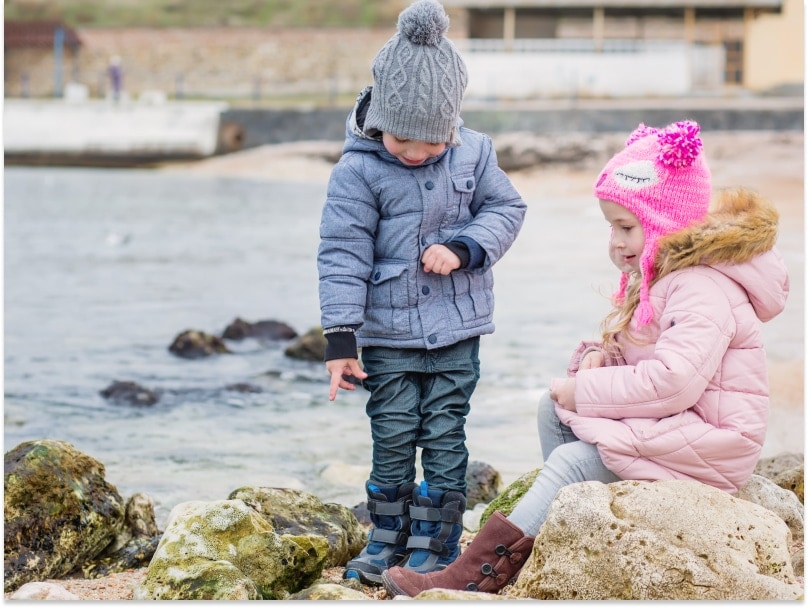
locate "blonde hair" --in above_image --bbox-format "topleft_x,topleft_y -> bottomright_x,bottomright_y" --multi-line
600,274 -> 644,357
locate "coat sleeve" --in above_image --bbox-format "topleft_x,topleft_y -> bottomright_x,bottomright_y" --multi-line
317,155 -> 378,329
573,272 -> 737,420
451,134 -> 526,273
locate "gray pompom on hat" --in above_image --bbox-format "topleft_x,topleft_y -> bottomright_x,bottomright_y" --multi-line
364,0 -> 468,145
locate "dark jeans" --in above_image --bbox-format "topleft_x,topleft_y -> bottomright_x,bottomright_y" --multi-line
361,337 -> 481,494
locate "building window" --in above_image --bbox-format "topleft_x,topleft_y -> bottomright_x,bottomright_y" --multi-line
724,39 -> 743,84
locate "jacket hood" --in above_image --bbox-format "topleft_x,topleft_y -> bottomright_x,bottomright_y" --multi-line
656,187 -> 788,321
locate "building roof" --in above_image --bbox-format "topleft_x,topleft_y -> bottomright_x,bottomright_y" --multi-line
4,21 -> 82,49
443,0 -> 782,8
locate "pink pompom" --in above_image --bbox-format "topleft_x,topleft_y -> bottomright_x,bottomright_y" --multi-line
656,120 -> 702,168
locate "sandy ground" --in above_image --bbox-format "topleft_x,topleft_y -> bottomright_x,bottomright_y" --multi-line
8,129 -> 803,600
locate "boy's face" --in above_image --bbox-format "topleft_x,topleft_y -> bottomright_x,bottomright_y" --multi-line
599,199 -> 645,274
382,133 -> 446,167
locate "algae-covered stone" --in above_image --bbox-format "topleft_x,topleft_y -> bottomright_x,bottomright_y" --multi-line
4,439 -> 126,592
229,486 -> 365,568
480,468 -> 540,527
135,499 -> 329,600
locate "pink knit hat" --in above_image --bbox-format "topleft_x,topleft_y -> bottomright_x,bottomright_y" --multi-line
594,120 -> 711,327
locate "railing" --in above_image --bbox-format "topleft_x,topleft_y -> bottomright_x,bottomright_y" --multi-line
458,38 -> 687,54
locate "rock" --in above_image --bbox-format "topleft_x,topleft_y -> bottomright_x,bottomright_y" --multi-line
284,326 -> 326,362
286,582 -> 370,600
168,329 -> 231,359
511,479 -> 803,600
465,461 -> 502,509
736,474 -> 804,543
4,439 -> 126,592
229,487 -> 366,569
480,468 -> 540,526
134,499 -> 329,600
9,581 -> 80,600
99,380 -> 159,406
82,492 -> 162,578
414,588 -> 513,600
771,465 -> 805,505
492,132 -> 618,172
225,382 -> 263,393
755,452 -> 804,479
736,473 -> 805,577
221,317 -> 298,341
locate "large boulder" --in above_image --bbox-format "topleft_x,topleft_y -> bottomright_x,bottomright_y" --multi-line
511,479 -> 803,600
135,499 -> 329,600
4,440 -> 126,592
228,487 -> 365,568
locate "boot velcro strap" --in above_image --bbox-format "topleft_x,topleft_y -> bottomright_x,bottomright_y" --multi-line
368,498 -> 407,517
409,505 -> 462,524
405,534 -> 450,557
369,527 -> 407,546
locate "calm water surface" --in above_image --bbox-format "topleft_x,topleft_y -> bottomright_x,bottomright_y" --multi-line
5,167 -> 802,526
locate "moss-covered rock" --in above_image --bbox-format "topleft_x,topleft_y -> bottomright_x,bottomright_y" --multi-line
229,486 -> 365,568
135,499 -> 329,600
480,468 -> 540,527
4,439 -> 126,592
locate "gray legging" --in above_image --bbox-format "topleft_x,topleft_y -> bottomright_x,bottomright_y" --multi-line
507,391 -> 621,537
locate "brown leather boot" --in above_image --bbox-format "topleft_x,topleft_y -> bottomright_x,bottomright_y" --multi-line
381,510 -> 535,597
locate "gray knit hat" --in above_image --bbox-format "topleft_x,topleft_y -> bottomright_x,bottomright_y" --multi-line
364,0 -> 468,145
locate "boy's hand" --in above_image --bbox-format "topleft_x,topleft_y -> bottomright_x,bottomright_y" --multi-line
421,244 -> 461,275
325,358 -> 368,401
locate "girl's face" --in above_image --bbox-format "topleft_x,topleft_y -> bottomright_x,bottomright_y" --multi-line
599,199 -> 645,274
382,133 -> 446,167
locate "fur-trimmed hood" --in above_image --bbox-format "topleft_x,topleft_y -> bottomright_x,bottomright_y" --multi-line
656,187 -> 788,322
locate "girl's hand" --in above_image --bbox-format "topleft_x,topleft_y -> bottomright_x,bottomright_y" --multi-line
579,350 -> 605,370
421,244 -> 461,275
549,377 -> 577,412
325,358 -> 368,401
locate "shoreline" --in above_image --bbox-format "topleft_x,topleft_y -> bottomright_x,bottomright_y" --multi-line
7,129 -> 803,600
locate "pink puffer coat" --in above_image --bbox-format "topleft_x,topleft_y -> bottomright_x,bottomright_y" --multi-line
556,189 -> 790,493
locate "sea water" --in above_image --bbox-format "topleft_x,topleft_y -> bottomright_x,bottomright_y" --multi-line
4,167 -> 803,527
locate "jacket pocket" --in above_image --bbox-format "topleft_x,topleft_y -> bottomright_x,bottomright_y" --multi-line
451,175 -> 476,223
365,263 -> 410,336
450,271 -> 492,325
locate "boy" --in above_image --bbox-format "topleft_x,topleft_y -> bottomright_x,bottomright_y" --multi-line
317,0 -> 526,585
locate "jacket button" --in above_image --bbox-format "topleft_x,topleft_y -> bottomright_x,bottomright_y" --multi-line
421,236 -> 427,245
428,334 -> 437,344
466,179 -> 473,189
374,271 -> 380,280
422,286 -> 430,295
425,181 -> 434,190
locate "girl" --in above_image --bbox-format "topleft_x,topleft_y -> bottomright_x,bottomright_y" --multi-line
382,120 -> 790,597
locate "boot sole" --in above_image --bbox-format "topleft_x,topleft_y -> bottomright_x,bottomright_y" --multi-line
381,571 -> 410,597
344,568 -> 383,586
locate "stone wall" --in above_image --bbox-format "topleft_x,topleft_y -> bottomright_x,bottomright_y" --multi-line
5,27 -> 397,101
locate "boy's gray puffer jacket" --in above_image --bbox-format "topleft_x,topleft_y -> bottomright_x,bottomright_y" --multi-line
318,87 -> 527,351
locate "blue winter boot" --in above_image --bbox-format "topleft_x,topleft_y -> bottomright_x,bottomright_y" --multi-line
343,481 -> 418,586
400,481 -> 466,574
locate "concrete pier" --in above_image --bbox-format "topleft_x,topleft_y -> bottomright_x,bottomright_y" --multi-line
4,99 -> 228,166
4,95 -> 803,167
